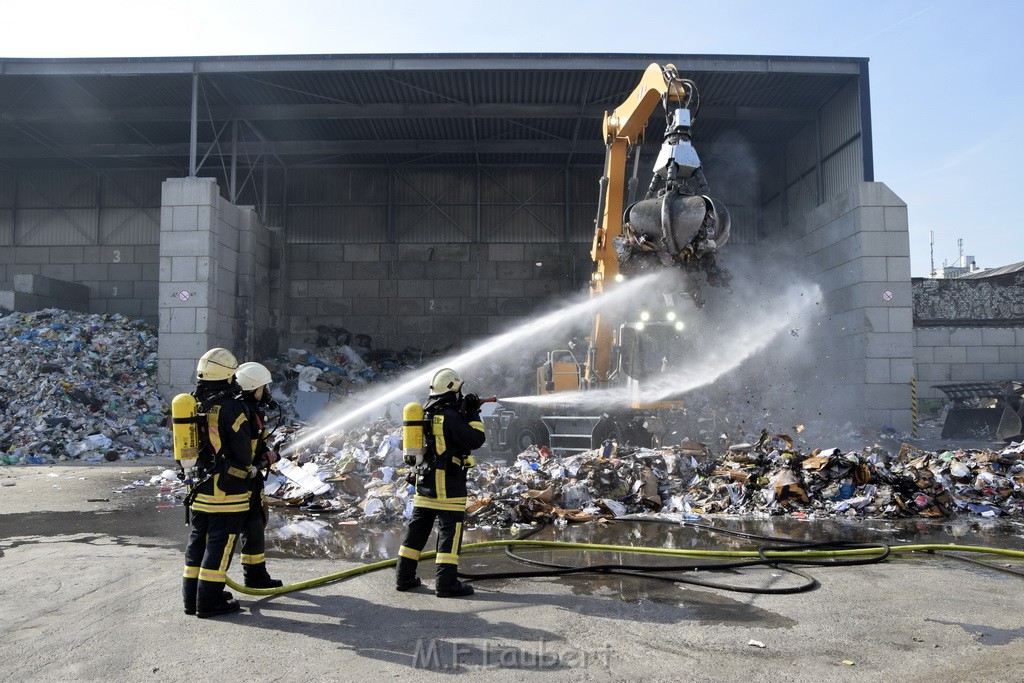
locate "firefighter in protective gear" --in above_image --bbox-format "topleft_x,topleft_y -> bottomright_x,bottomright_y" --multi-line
234,362 -> 284,589
396,368 -> 486,597
181,348 -> 255,619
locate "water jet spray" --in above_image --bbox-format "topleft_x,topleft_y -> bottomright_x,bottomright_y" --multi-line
282,271 -> 672,454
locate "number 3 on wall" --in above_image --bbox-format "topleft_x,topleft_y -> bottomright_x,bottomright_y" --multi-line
112,249 -> 121,263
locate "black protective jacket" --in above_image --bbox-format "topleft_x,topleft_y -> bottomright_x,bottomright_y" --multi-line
412,392 -> 486,512
189,380 -> 254,514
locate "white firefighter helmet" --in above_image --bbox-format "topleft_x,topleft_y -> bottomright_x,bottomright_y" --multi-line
196,347 -> 238,382
429,368 -> 463,396
235,362 -> 273,392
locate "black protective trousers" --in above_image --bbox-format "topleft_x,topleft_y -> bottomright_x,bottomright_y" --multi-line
399,506 -> 466,570
183,509 -> 245,608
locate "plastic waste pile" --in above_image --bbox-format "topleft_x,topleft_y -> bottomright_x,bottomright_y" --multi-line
278,343 -> 422,397
0,308 -> 166,464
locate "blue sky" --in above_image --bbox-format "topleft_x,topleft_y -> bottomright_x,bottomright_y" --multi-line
5,0 -> 1022,276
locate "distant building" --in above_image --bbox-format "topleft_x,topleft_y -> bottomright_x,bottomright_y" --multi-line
933,255 -> 984,279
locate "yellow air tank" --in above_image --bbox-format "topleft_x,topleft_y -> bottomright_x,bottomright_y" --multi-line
402,402 -> 425,466
171,393 -> 200,469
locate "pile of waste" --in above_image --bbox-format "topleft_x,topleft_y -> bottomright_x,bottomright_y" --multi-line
5,309 -> 1021,524
0,309 -> 167,463
208,420 -> 1024,527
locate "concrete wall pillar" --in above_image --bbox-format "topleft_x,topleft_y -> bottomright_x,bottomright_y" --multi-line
157,177 -> 278,399
796,182 -> 914,431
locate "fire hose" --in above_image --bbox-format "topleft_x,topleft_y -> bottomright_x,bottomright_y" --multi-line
224,520 -> 1024,597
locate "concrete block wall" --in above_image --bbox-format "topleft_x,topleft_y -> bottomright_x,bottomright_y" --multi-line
157,177 -> 280,398
912,273 -> 1024,398
0,273 -> 89,313
793,182 -> 914,430
285,241 -> 589,354
914,327 -> 1024,398
0,245 -> 158,323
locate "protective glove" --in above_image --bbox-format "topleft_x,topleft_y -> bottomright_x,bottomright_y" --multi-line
462,393 -> 482,416
263,449 -> 279,465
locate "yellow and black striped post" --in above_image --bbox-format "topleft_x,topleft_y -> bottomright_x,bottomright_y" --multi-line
910,377 -> 918,438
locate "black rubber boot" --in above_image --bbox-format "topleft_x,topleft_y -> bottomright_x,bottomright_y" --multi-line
395,557 -> 422,592
196,579 -> 241,619
183,577 -> 198,616
243,562 -> 283,589
435,564 -> 473,598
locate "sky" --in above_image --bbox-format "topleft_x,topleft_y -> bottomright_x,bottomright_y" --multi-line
3,0 -> 1022,276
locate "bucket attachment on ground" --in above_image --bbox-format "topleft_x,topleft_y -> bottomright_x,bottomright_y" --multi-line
935,381 -> 1024,441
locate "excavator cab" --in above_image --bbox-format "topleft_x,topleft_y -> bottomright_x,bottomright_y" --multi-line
617,309 -> 693,409
537,348 -> 582,395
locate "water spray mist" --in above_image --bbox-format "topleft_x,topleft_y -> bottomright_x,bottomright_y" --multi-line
282,271 -> 674,454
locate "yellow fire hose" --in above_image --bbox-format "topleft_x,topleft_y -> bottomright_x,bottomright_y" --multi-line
225,540 -> 1024,596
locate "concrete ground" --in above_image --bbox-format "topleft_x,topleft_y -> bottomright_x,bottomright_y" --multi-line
1,460 -> 1023,682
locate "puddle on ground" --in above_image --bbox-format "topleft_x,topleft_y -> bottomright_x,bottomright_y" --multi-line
3,492 -> 1022,612
0,506 -> 185,550
261,512 -> 1024,561
926,618 -> 1024,645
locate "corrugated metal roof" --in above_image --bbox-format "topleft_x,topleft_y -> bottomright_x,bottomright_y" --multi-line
0,53 -> 867,172
957,261 -> 1024,279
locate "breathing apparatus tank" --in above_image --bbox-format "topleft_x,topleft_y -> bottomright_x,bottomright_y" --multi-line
402,401 -> 426,466
171,393 -> 201,470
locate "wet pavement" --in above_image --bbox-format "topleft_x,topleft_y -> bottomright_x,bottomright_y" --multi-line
4,462 -> 1024,681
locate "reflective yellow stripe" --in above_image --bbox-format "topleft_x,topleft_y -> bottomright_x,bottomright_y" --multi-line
413,495 -> 467,511
432,415 -> 446,456
183,566 -> 200,579
190,496 -> 250,514
453,521 -> 464,556
198,568 -> 227,582
190,502 -> 249,513
220,534 -> 237,572
436,552 -> 459,565
193,491 -> 249,504
226,466 -> 248,479
240,553 -> 265,565
207,405 -> 222,451
399,546 -> 421,560
232,412 -> 247,433
469,420 -> 484,432
192,474 -> 251,510
435,468 -> 446,499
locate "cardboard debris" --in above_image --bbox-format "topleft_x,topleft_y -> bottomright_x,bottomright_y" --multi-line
193,419 -> 1024,527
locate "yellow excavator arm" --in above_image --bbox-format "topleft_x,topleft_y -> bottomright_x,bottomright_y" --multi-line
586,63 -> 730,389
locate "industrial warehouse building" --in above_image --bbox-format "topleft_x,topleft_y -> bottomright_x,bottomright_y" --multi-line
0,53 -> 923,428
